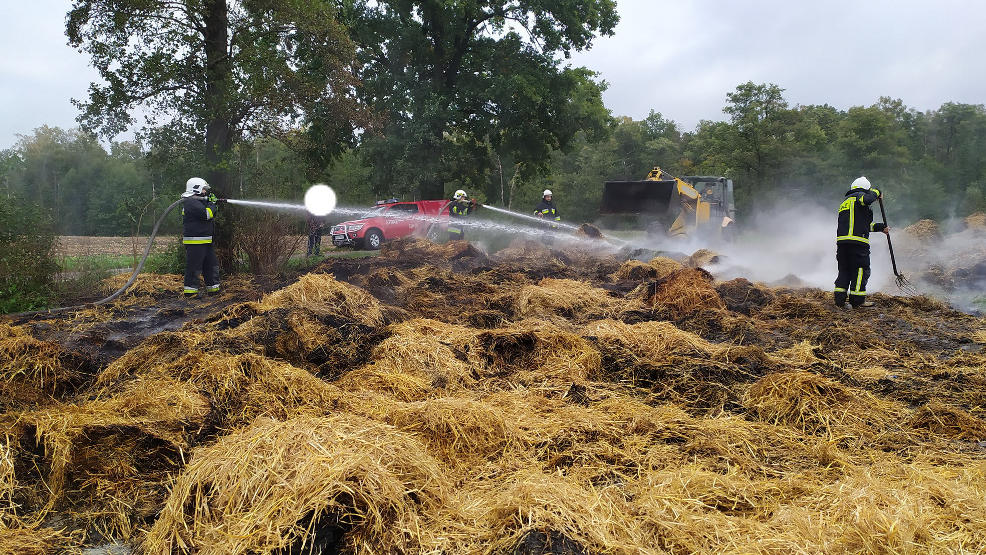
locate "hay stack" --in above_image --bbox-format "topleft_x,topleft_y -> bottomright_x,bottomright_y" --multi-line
101,273 -> 182,297
610,258 -> 681,281
258,273 -> 383,326
965,212 -> 986,230
686,248 -> 721,268
144,415 -> 449,554
0,522 -> 81,555
515,278 -> 616,322
6,377 -> 210,537
629,268 -> 725,320
909,401 -> 986,440
339,324 -> 477,401
472,320 -> 603,386
0,323 -> 93,410
715,278 -> 776,316
744,371 -> 901,439
903,219 -> 941,241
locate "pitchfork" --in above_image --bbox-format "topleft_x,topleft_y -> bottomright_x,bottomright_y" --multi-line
877,195 -> 919,295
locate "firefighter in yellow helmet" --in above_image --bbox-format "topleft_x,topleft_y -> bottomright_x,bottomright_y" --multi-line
447,189 -> 477,241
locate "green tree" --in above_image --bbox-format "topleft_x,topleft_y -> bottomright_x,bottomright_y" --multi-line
67,0 -> 362,266
341,0 -> 617,200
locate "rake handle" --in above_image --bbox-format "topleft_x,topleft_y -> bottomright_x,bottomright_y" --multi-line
876,196 -> 902,278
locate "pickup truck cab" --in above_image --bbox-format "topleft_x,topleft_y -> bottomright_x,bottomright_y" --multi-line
330,199 -> 450,250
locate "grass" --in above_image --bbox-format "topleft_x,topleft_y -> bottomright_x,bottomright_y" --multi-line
58,253 -> 171,272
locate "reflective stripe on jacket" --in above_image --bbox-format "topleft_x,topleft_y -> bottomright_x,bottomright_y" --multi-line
534,199 -> 560,221
182,196 -> 217,244
837,188 -> 885,245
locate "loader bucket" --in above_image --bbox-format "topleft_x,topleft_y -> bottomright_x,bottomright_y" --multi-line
600,179 -> 678,215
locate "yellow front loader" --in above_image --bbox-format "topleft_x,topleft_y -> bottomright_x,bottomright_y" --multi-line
599,167 -> 736,237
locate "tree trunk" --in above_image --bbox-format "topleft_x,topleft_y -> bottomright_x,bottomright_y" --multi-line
202,0 -> 237,271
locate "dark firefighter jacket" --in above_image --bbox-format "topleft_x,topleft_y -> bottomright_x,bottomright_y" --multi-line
534,199 -> 560,222
837,188 -> 886,247
182,196 -> 217,244
449,199 -> 475,219
448,199 -> 474,234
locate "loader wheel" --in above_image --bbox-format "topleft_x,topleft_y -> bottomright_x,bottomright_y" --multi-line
364,229 -> 383,250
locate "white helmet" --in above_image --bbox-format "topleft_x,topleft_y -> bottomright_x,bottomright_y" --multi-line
454,189 -> 467,199
183,177 -> 211,197
850,176 -> 871,190
543,189 -> 553,197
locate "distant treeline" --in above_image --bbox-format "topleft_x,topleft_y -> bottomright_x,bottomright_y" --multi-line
2,82 -> 985,235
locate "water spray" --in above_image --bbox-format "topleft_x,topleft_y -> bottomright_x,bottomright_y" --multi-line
480,204 -> 581,231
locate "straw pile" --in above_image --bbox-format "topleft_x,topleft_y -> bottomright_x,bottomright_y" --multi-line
0,323 -> 93,410
6,236 -> 986,552
515,278 -> 617,322
686,248 -> 720,268
965,212 -> 986,229
257,272 -> 383,326
903,218 -> 941,241
144,415 -> 448,554
629,268 -> 726,320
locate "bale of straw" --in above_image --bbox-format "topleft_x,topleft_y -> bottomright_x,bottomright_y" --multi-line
609,260 -> 659,281
231,308 -> 385,379
903,219 -> 941,241
144,415 -> 449,555
514,278 -> 616,322
648,256 -> 684,279
909,401 -> 986,441
257,273 -> 383,326
744,371 -> 901,439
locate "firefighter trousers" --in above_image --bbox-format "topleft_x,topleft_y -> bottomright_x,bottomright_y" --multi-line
184,243 -> 220,295
834,243 -> 870,307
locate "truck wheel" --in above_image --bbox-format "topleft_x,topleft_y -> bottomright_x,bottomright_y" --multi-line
364,229 -> 383,250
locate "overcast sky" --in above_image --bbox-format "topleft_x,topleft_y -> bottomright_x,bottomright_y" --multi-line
2,0 -> 985,149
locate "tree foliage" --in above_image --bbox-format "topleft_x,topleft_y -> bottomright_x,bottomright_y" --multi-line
339,0 -> 617,199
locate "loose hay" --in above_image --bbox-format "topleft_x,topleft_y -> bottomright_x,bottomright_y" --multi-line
515,278 -> 617,322
257,272 -> 383,326
744,371 -> 904,441
144,415 -> 448,554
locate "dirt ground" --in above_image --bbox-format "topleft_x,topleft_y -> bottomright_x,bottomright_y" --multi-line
3,236 -> 986,553
54,235 -> 313,257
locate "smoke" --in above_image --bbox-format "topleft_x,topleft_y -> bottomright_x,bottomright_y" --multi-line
613,199 -> 986,314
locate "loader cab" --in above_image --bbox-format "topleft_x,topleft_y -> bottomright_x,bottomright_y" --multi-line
680,176 -> 736,224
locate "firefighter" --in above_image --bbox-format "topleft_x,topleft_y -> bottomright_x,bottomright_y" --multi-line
534,189 -> 560,244
834,176 -> 890,308
181,177 -> 222,297
306,212 -> 325,256
448,189 -> 477,241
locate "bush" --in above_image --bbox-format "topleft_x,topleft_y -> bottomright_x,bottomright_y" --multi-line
234,212 -> 302,275
0,199 -> 58,313
143,237 -> 186,275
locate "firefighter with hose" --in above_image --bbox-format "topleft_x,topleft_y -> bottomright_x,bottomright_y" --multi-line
181,177 -> 224,297
448,189 -> 477,241
534,189 -> 561,244
834,176 -> 890,308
